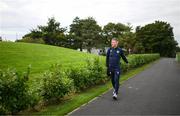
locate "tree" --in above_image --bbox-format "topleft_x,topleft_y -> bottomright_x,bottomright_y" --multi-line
132,41 -> 145,54
38,17 -> 66,45
69,17 -> 102,52
21,17 -> 67,46
119,31 -> 136,53
103,22 -> 131,46
0,36 -> 2,41
176,46 -> 180,52
135,21 -> 178,57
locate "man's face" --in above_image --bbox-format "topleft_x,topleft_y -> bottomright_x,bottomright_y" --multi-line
111,39 -> 118,48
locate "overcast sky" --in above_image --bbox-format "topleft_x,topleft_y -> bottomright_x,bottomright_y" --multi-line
0,0 -> 180,45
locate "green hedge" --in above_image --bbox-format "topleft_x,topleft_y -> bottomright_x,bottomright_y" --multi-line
176,53 -> 180,62
67,58 -> 107,92
121,54 -> 160,72
0,68 -> 37,114
16,37 -> 45,44
40,64 -> 73,100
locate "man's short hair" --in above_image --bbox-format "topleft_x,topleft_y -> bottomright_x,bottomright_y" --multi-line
112,37 -> 118,41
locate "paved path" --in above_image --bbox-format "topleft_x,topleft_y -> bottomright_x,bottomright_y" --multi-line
70,58 -> 180,115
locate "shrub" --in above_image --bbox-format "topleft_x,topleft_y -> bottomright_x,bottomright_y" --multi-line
40,64 -> 73,100
86,57 -> 107,85
176,53 -> 180,62
16,37 -> 45,44
67,67 -> 89,91
121,54 -> 160,72
67,57 -> 108,92
0,67 -> 36,114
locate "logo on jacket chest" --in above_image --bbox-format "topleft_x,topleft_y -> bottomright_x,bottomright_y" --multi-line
110,49 -> 120,56
117,50 -> 120,54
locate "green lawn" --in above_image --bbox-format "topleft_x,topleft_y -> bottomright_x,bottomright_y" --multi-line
0,42 -> 103,76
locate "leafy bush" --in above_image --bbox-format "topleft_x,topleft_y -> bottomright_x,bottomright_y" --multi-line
86,57 -> 107,85
67,67 -> 89,91
0,67 -> 36,114
67,57 -> 107,92
176,53 -> 180,62
121,54 -> 160,72
16,37 -> 45,44
40,64 -> 73,100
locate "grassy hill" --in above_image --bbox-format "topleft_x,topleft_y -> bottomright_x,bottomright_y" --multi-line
0,41 -> 105,92
0,42 -> 104,77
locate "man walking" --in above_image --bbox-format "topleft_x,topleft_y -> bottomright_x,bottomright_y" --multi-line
106,38 -> 128,100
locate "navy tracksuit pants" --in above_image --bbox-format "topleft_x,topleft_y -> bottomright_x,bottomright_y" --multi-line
110,70 -> 120,94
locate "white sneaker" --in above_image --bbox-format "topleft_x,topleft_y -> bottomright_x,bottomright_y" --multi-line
113,93 -> 117,100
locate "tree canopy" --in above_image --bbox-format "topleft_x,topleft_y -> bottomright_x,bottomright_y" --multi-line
69,17 -> 102,52
135,21 -> 178,57
17,17 -> 179,57
103,22 -> 131,45
20,17 -> 67,46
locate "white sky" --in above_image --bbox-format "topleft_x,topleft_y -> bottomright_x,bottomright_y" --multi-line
0,0 -> 180,45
